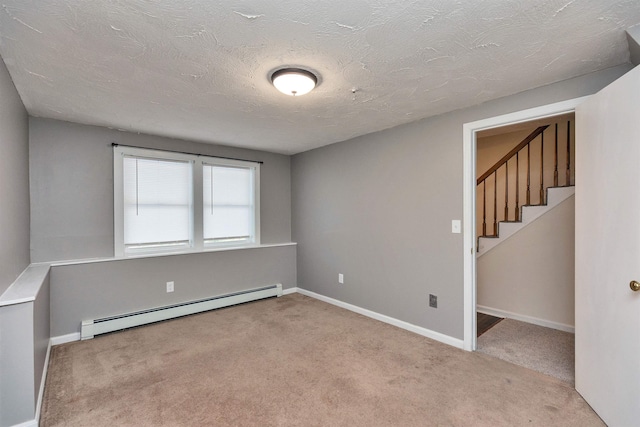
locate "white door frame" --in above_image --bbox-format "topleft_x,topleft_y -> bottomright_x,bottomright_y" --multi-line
462,96 -> 589,351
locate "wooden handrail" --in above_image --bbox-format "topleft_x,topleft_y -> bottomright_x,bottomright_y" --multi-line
475,121 -> 575,243
476,125 -> 549,185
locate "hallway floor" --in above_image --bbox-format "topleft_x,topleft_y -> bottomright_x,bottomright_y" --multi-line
477,319 -> 575,385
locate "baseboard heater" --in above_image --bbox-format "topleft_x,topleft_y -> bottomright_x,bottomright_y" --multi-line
81,284 -> 282,340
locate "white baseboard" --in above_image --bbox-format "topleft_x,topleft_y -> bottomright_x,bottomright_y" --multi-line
477,305 -> 575,333
282,287 -> 298,295
295,288 -> 464,349
30,340 -> 52,427
10,339 -> 54,427
11,419 -> 38,427
50,332 -> 81,346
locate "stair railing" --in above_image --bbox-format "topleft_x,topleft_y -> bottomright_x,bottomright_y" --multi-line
477,121 -> 573,239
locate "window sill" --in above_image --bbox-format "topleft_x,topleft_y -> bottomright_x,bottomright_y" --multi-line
50,242 -> 297,267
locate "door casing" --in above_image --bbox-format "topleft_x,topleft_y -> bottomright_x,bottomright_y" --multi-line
462,96 -> 589,351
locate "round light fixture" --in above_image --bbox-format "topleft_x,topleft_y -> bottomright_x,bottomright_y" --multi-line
271,68 -> 318,96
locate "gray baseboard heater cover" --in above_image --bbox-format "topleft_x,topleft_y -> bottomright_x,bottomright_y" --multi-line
81,284 -> 283,340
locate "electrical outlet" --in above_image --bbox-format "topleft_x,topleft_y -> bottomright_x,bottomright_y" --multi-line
166,281 -> 174,293
429,294 -> 437,308
338,273 -> 344,284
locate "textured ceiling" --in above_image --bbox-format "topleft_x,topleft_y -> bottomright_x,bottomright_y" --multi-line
0,1 -> 639,154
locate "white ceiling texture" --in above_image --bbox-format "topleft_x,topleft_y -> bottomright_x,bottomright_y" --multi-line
1,1 -> 639,154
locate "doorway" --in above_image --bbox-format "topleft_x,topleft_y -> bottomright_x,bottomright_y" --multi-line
472,115 -> 576,384
462,97 -> 588,352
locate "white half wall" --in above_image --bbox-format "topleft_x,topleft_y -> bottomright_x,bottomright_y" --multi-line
477,196 -> 575,329
50,245 -> 297,337
0,265 -> 51,427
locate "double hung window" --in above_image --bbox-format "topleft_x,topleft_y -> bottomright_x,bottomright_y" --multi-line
114,146 -> 260,256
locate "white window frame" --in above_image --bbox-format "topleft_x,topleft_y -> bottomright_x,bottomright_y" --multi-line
114,146 -> 260,257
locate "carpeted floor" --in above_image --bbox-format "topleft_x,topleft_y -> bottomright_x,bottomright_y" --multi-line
41,294 -> 601,426
477,319 -> 575,385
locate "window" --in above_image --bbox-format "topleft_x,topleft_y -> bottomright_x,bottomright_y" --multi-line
122,156 -> 193,253
114,146 -> 260,256
203,164 -> 255,246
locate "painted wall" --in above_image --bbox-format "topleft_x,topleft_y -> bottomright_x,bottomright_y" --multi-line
0,266 -> 50,427
291,64 -> 631,340
477,129 -> 531,178
27,118 -> 297,337
50,245 -> 296,337
0,302 -> 34,426
33,270 -> 50,407
0,52 -> 36,427
0,57 -> 30,296
29,118 -> 292,262
477,197 -> 575,328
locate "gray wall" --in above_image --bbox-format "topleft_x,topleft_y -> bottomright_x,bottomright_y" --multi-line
0,53 -> 36,427
478,197 -> 575,328
0,303 -> 35,426
50,245 -> 296,337
292,64 -> 631,340
29,118 -> 292,262
28,118 -> 297,338
0,267 -> 51,427
0,57 -> 30,296
33,270 -> 50,405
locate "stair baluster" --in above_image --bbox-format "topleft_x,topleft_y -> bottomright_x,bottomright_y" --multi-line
476,121 -> 575,249
515,152 -> 520,222
482,181 -> 487,237
540,130 -> 545,204
526,143 -> 531,206
493,171 -> 498,236
554,124 -> 559,187
504,161 -> 509,221
566,121 -> 571,186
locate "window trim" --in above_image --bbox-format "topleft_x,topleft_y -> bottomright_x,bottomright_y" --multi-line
114,146 -> 260,257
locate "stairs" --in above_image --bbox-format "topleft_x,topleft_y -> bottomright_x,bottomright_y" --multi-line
477,186 -> 574,257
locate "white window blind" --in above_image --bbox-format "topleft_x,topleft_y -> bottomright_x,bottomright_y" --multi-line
203,164 -> 255,245
123,156 -> 193,252
114,145 -> 260,256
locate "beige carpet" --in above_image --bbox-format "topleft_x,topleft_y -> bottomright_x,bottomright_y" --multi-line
477,319 -> 575,385
41,294 -> 602,426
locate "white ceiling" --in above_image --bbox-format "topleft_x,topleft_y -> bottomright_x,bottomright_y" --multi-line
1,1 -> 639,155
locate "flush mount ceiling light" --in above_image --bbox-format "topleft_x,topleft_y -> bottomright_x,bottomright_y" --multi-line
271,68 -> 318,96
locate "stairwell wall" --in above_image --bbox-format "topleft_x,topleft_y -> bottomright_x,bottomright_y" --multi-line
476,117 -> 575,238
477,196 -> 575,330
